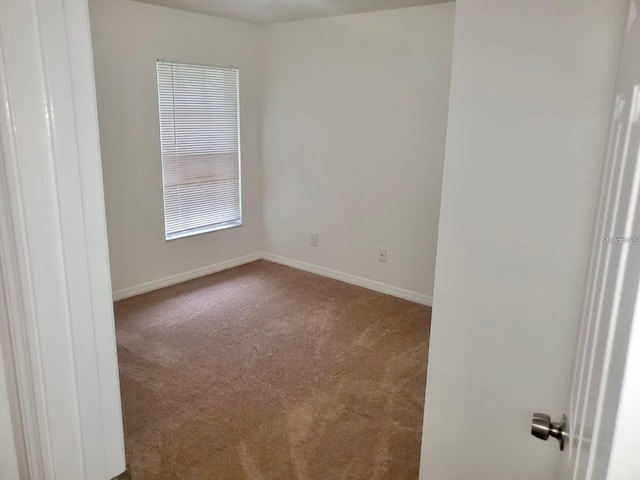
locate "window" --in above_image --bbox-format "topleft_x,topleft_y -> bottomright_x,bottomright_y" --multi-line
156,60 -> 241,240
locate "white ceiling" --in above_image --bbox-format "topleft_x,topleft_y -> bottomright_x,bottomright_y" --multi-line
132,0 -> 453,25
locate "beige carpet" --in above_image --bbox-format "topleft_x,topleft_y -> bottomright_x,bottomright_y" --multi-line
114,260 -> 431,479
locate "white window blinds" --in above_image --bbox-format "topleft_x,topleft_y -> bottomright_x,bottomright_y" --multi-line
157,60 -> 241,240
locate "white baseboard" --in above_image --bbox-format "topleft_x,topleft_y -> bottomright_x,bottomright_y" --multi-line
261,253 -> 432,306
111,253 -> 262,301
112,251 -> 432,306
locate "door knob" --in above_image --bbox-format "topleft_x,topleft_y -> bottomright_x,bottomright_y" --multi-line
531,413 -> 567,451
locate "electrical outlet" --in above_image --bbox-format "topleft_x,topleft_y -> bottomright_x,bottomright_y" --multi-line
310,232 -> 319,247
378,247 -> 387,262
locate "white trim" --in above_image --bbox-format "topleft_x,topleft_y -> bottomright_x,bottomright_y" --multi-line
112,252 -> 432,306
0,0 -> 127,477
0,4 -> 54,477
112,253 -> 262,301
0,337 -> 21,480
261,253 -> 432,306
165,219 -> 242,241
0,110 -> 42,480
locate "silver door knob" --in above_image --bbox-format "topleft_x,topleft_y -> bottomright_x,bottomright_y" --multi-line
531,413 -> 567,451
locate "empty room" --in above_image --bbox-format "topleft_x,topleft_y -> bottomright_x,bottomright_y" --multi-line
2,1 -> 639,480
88,0 -> 452,477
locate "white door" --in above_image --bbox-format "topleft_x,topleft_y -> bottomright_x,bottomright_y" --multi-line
564,1 -> 640,478
420,1 -> 628,479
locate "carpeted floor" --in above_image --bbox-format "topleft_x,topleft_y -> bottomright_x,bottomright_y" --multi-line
114,260 -> 431,479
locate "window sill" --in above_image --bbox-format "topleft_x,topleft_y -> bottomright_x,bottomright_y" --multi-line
165,219 -> 242,241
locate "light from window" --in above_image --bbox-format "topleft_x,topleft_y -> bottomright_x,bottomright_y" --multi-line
157,60 -> 241,240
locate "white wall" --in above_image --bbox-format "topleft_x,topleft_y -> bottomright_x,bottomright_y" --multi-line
420,1 -> 625,479
89,0 -> 264,294
89,0 -> 455,300
261,4 -> 455,300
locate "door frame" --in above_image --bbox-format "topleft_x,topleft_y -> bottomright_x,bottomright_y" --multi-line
0,130 -> 29,480
0,0 -> 126,478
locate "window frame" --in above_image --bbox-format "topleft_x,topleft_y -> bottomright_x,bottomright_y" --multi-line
156,59 -> 243,241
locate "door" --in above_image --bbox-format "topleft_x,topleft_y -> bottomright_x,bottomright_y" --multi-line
420,1 -> 627,479
560,1 -> 640,478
